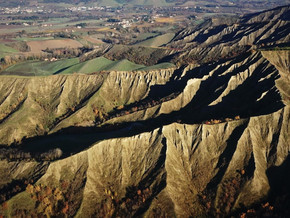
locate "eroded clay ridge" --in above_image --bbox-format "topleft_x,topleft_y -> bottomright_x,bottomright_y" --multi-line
0,105 -> 289,216
0,50 -> 287,148
0,5 -> 289,218
169,5 -> 290,64
0,48 -> 289,216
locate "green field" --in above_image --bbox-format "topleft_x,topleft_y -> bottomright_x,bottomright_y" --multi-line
15,37 -> 55,41
139,62 -> 175,71
60,57 -> 175,74
135,33 -> 175,47
60,57 -> 145,74
0,44 -> 18,58
1,56 -> 175,76
1,58 -> 80,76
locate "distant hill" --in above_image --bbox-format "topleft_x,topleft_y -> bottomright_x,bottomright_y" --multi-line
41,0 -> 182,4
0,0 -> 288,7
0,0 -> 179,7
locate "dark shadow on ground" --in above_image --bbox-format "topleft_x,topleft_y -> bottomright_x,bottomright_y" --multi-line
0,51 -> 285,161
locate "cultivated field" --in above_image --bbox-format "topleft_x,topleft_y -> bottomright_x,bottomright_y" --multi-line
155,17 -> 177,23
1,58 -> 79,76
27,39 -> 83,53
0,44 -> 18,58
1,56 -> 175,76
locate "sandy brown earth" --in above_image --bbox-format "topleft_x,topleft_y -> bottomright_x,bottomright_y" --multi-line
27,39 -> 83,52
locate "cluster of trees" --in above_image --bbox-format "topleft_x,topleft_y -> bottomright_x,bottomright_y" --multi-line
7,15 -> 39,21
1,176 -> 84,217
0,148 -> 62,162
45,45 -> 93,58
94,92 -> 180,125
9,41 -> 30,52
39,148 -> 63,161
75,23 -> 87,28
54,32 -> 78,39
0,182 -> 70,217
95,186 -> 152,217
25,183 -> 69,217
0,54 -> 46,71
204,116 -> 241,125
79,44 -> 110,62
0,45 -> 95,71
43,47 -> 83,59
0,178 -> 34,206
1,55 -> 23,70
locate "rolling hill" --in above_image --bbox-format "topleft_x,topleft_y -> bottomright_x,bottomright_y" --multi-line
0,0 -> 175,7
1,58 -> 80,76
1,0 -> 286,7
0,44 -> 18,59
0,56 -> 175,76
135,33 -> 175,47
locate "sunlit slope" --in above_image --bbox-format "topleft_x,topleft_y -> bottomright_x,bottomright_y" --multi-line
1,56 -> 175,76
136,33 -> 175,47
1,58 -> 80,76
